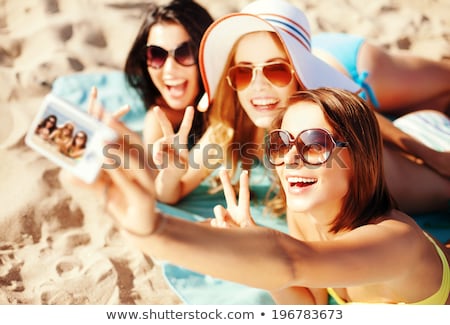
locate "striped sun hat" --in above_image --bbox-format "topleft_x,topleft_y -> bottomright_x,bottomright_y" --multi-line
199,0 -> 360,103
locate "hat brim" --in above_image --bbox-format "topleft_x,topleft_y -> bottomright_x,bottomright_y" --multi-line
199,13 -> 360,102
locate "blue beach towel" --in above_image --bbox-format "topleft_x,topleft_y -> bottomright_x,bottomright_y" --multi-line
51,71 -> 450,305
52,71 -> 147,132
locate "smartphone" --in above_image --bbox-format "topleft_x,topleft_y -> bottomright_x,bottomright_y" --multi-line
25,93 -> 117,184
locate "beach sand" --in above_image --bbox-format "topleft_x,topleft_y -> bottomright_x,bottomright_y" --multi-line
0,0 -> 448,304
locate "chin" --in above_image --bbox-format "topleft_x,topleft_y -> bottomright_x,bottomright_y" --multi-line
285,196 -> 308,212
166,99 -> 191,111
251,117 -> 274,129
286,203 -> 310,213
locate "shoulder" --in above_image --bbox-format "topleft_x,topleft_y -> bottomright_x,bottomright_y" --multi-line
345,210 -> 430,257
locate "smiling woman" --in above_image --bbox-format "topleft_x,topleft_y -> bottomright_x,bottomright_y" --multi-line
81,87 -> 450,305
123,0 -> 214,148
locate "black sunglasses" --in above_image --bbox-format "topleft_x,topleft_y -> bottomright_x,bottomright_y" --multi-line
266,128 -> 348,166
145,41 -> 196,69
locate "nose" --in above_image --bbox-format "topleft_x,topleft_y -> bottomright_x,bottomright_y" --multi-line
162,55 -> 178,72
284,145 -> 302,167
251,67 -> 270,90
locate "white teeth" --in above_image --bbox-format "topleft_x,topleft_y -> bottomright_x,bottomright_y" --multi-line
287,177 -> 316,183
165,79 -> 185,86
251,98 -> 278,106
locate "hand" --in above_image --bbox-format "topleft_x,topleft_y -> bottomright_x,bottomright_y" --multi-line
88,86 -> 130,120
87,86 -> 152,167
60,114 -> 161,237
152,105 -> 194,177
211,169 -> 256,228
101,118 -> 162,236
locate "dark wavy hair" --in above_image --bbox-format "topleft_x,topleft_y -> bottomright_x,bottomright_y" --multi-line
36,114 -> 57,134
124,0 -> 213,142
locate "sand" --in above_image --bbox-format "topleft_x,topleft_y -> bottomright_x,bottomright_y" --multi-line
0,0 -> 448,305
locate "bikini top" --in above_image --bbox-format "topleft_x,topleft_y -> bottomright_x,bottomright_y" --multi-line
312,33 -> 380,108
328,233 -> 449,305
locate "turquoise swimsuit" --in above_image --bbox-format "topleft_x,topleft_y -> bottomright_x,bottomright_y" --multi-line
312,33 -> 380,108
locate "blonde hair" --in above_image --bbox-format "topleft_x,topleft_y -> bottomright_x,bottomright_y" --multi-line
206,33 -> 272,192
206,31 -> 298,212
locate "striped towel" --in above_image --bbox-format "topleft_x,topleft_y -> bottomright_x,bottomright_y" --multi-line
393,110 -> 450,152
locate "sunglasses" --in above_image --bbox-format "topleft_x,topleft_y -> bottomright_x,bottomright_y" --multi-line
266,128 -> 348,166
146,41 -> 196,69
226,62 -> 294,91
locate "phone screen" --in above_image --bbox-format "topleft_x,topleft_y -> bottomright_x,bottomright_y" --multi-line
25,94 -> 116,183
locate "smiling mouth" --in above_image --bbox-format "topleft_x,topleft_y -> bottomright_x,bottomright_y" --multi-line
287,176 -> 317,188
251,97 -> 279,110
166,80 -> 187,98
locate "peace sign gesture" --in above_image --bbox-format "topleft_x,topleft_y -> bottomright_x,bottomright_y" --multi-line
212,169 -> 256,228
152,106 -> 194,177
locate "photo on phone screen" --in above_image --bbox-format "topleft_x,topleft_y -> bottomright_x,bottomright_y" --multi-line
25,94 -> 116,183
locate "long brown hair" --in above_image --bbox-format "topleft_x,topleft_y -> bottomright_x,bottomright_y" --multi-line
270,88 -> 397,232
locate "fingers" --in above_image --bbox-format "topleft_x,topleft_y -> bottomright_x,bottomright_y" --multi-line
212,205 -> 229,228
154,106 -> 194,139
153,106 -> 193,167
177,106 -> 195,140
237,170 -> 255,226
219,169 -> 237,208
238,170 -> 250,209
112,105 -> 131,120
102,120 -> 147,172
104,135 -> 155,193
88,87 -> 105,120
87,86 -> 98,115
88,86 -> 130,122
154,106 -> 174,137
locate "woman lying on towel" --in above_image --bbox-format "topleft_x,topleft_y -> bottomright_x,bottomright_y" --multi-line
312,32 -> 450,117
85,87 -> 449,305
